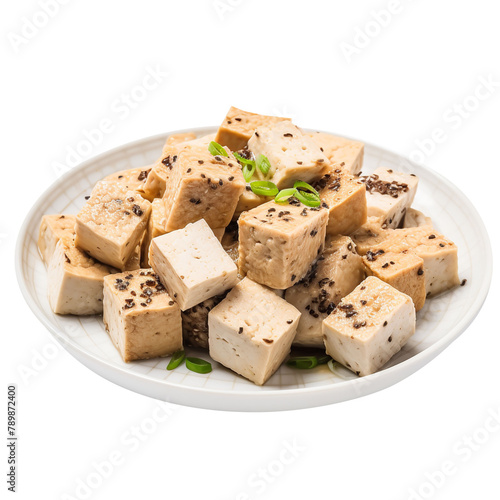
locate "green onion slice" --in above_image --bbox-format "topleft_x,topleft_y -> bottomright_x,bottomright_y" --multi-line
275,188 -> 298,204
286,356 -> 319,370
233,151 -> 255,166
294,189 -> 321,207
208,141 -> 228,157
256,154 -> 271,175
186,357 -> 212,374
316,354 -> 332,365
293,180 -> 319,197
250,181 -> 279,197
167,350 -> 185,371
242,163 -> 256,182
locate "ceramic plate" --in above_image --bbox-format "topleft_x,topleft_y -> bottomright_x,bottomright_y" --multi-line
16,127 -> 492,411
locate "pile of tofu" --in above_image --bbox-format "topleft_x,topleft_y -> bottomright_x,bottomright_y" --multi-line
38,107 -> 461,385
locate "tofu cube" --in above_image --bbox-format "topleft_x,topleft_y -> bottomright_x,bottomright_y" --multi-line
285,236 -> 365,347
215,106 -> 291,151
248,122 -> 329,188
143,133 -> 215,200
362,168 -> 419,228
101,166 -> 152,193
103,269 -> 182,362
238,200 -> 329,289
75,183 -> 151,270
38,214 -> 76,264
208,278 -> 301,385
48,240 -> 116,315
182,293 -> 227,349
353,224 -> 460,297
141,199 -> 167,268
306,132 -> 364,175
162,149 -> 245,232
363,250 -> 426,311
316,167 -> 367,235
233,188 -> 270,220
149,219 -> 239,310
403,208 -> 433,229
323,277 -> 416,376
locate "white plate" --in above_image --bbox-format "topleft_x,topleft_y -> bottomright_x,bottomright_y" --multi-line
16,127 -> 492,412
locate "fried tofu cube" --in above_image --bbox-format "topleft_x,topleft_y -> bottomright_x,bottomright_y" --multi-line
103,269 -> 182,362
143,133 -> 215,200
306,132 -> 364,175
208,278 -> 301,385
238,200 -> 329,289
75,183 -> 151,270
363,250 -> 426,311
162,149 -> 245,232
323,277 -> 416,376
248,122 -> 329,188
149,219 -> 239,310
362,168 -> 419,228
48,240 -> 116,315
285,236 -> 365,347
101,166 -> 152,193
38,214 -> 76,264
141,199 -> 166,268
215,106 -> 291,151
316,167 -> 367,236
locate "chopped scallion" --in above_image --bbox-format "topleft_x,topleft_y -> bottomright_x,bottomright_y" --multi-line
186,357 -> 212,374
208,141 -> 228,157
250,181 -> 279,197
166,350 -> 185,370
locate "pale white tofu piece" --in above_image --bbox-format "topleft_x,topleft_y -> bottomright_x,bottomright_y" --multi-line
215,106 -> 291,151
103,269 -> 182,362
38,214 -> 76,264
305,132 -> 364,175
149,219 -> 239,310
75,183 -> 151,270
162,148 -> 245,232
285,236 -> 365,347
48,240 -> 116,315
403,208 -> 433,229
248,122 -> 330,188
143,133 -> 215,200
208,278 -> 301,385
362,168 -> 419,228
238,200 -> 329,289
323,277 -> 416,376
316,167 -> 367,235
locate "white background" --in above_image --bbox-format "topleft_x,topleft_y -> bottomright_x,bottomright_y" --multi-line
2,1 -> 499,499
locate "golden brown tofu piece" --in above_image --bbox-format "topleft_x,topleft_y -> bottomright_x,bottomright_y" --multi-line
103,269 -> 182,362
162,149 -> 245,232
38,214 -> 76,264
363,250 -> 426,311
75,183 -> 151,270
238,200 -> 328,289
215,106 -> 290,151
102,166 -> 152,193
316,167 -> 367,236
141,199 -> 166,267
306,132 -> 364,175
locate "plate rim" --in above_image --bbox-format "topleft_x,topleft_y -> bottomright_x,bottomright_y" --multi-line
15,127 -> 493,410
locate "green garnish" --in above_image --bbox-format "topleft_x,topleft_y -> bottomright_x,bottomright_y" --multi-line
242,163 -> 256,182
256,154 -> 271,175
208,141 -> 228,157
316,354 -> 332,365
186,357 -> 212,374
293,180 -> 319,197
167,350 -> 186,370
233,151 -> 255,166
286,356 -> 319,370
275,188 -> 298,204
294,189 -> 321,207
250,181 -> 279,197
